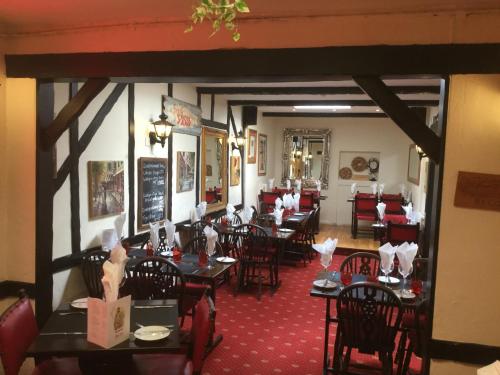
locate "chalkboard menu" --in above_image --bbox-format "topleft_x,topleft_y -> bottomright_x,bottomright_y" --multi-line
138,157 -> 168,229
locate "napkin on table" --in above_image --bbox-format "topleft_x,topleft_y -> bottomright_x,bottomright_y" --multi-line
312,237 -> 338,266
351,183 -> 358,195
293,193 -> 300,212
101,229 -> 118,251
203,225 -> 218,257
379,242 -> 397,273
149,222 -> 160,250
395,242 -> 419,276
164,219 -> 176,247
174,232 -> 181,247
190,208 -> 200,223
226,203 -> 236,222
371,183 -> 378,195
114,213 -> 126,240
403,203 -> 413,222
273,208 -> 284,226
242,206 -> 254,224
275,197 -> 283,210
268,178 -> 275,191
286,179 -> 291,189
376,202 -> 386,221
197,201 -> 207,218
283,193 -> 293,209
101,243 -> 129,303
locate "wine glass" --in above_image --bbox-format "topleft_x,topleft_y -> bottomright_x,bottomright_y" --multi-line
206,242 -> 216,269
380,258 -> 394,285
398,263 -> 413,298
319,253 -> 332,286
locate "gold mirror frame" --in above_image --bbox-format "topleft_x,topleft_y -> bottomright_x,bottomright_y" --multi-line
201,127 -> 228,213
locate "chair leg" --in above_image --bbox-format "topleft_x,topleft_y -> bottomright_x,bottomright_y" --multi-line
257,266 -> 262,301
399,342 -> 414,375
395,330 -> 408,364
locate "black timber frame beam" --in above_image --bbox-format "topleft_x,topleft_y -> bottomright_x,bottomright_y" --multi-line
262,112 -> 388,118
227,99 -> 438,107
40,78 -> 109,150
197,85 -> 440,95
68,83 -> 81,254
353,76 -> 441,163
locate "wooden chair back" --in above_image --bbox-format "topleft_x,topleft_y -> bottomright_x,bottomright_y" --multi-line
81,250 -> 110,298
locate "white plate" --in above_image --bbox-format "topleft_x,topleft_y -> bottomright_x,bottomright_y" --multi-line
377,276 -> 400,285
278,228 -> 294,233
294,213 -> 306,216
70,298 -> 88,309
216,256 -> 236,263
313,279 -> 337,289
287,217 -> 300,221
160,250 -> 173,257
134,326 -> 171,341
400,291 -> 416,300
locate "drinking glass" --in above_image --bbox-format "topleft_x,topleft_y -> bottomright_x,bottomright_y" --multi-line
380,259 -> 394,285
340,272 -> 352,289
206,243 -> 216,269
398,263 -> 413,298
319,253 -> 332,286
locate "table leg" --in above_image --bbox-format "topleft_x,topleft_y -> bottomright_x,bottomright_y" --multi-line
323,298 -> 331,375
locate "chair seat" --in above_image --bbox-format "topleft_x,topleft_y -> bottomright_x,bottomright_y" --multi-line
33,358 -> 81,375
132,353 -> 192,375
383,214 -> 407,224
356,213 -> 377,221
185,282 -> 209,297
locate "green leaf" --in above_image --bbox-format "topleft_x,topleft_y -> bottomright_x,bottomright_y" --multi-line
232,31 -> 241,42
225,21 -> 235,30
235,0 -> 250,12
185,25 -> 194,33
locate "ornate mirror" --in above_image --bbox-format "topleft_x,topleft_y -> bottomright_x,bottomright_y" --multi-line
201,127 -> 228,212
281,128 -> 331,189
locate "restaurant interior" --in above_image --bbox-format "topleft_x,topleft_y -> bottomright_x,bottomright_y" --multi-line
1,2 -> 500,375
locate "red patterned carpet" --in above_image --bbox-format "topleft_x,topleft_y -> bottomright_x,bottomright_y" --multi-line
202,254 -> 422,375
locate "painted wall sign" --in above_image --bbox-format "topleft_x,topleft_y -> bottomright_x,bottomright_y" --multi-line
454,171 -> 500,212
163,95 -> 202,136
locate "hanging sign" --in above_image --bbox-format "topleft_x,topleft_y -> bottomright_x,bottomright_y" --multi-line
162,95 -> 202,136
454,171 -> 500,212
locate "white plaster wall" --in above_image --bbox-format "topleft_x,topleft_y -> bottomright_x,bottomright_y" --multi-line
266,117 -> 413,225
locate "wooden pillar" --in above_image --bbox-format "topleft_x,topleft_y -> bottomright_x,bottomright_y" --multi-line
128,84 -> 135,236
69,83 -> 81,254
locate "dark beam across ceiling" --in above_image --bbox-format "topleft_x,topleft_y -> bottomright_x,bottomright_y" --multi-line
197,85 -> 440,95
228,99 -> 438,107
262,112 -> 387,118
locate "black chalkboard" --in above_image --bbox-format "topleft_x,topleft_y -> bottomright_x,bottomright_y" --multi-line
138,157 -> 168,229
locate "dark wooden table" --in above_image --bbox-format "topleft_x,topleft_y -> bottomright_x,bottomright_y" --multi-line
310,272 -> 426,375
27,299 -> 181,372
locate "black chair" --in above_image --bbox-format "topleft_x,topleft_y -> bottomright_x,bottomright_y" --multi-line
333,282 -> 403,375
339,252 -> 381,278
81,250 -> 110,298
289,212 -> 315,265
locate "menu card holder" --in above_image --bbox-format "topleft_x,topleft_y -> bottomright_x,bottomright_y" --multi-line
87,295 -> 131,349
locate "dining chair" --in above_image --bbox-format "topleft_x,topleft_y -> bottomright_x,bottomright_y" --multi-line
289,212 -> 315,265
339,252 -> 381,278
259,190 -> 280,213
234,224 -> 277,300
381,194 -> 404,214
132,292 -> 215,375
81,249 -> 110,298
299,193 -> 315,212
0,294 -> 81,375
352,194 -> 378,238
383,222 -> 420,246
205,190 -> 217,204
333,282 -> 403,375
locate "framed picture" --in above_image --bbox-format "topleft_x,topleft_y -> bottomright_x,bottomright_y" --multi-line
230,155 -> 241,186
88,161 -> 124,219
177,151 -> 195,192
247,128 -> 257,164
258,133 -> 267,176
407,144 -> 421,185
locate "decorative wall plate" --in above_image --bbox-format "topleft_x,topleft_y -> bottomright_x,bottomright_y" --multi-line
368,157 -> 380,172
351,157 -> 368,172
339,167 -> 353,180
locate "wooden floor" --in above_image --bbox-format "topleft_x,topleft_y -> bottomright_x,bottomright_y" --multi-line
315,224 -> 379,252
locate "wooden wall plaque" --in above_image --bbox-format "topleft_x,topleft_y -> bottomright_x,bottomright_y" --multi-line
454,171 -> 500,212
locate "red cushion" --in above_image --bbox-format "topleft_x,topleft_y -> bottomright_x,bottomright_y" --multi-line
132,353 -> 192,375
0,298 -> 39,375
356,214 -> 376,221
262,193 -> 279,205
191,297 -> 211,373
33,358 -> 82,375
299,194 -> 314,208
205,191 -> 217,203
185,282 -> 209,298
383,214 -> 407,224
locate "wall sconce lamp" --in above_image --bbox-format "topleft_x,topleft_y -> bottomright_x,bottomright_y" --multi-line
235,130 -> 246,147
416,145 -> 427,160
149,97 -> 175,148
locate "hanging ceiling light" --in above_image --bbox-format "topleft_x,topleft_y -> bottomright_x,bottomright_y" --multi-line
149,98 -> 175,148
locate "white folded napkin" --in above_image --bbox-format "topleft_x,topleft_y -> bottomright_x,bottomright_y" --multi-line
268,178 -> 275,190
295,179 -> 302,192
378,183 -> 385,195
197,201 -> 207,218
273,208 -> 284,226
371,183 -> 378,195
275,197 -> 283,210
478,361 -> 500,375
376,202 -> 386,221
293,193 -> 300,212
149,222 -> 160,250
101,229 -> 119,251
190,208 -> 200,223
114,213 -> 126,240
242,205 -> 254,224
286,179 -> 291,189
351,183 -> 358,195
164,219 -> 176,247
174,232 -> 181,247
203,225 -> 218,256
283,193 -> 293,209
379,242 -> 397,272
316,179 -> 322,192
403,203 -> 413,221
101,243 -> 129,302
226,203 -> 236,222
312,237 -> 338,265
396,242 -> 419,276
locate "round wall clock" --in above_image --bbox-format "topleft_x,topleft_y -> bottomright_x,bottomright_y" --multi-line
339,167 -> 353,180
351,157 -> 368,172
368,157 -> 379,172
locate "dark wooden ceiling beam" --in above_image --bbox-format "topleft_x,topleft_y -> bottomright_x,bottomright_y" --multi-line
40,78 -> 109,150
353,76 -> 441,162
197,85 -> 440,95
227,99 -> 438,107
6,44 -> 500,79
262,112 -> 387,118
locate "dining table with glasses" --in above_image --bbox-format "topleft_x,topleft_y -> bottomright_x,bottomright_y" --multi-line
27,299 -> 182,373
310,272 -> 426,375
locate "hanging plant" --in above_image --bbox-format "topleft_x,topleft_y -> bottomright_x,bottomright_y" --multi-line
185,0 -> 250,42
